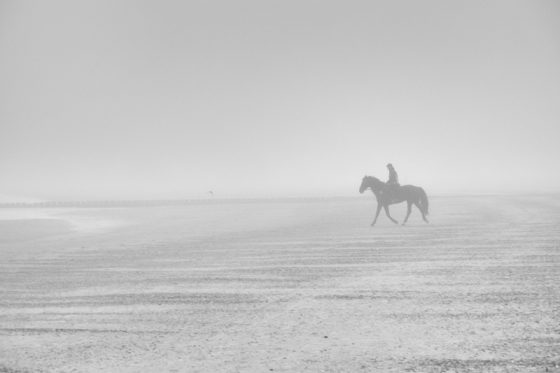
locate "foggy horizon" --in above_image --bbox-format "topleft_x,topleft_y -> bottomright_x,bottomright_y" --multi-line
1,183 -> 560,205
2,1 -> 559,202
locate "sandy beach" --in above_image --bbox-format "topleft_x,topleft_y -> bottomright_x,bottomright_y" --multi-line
1,195 -> 559,372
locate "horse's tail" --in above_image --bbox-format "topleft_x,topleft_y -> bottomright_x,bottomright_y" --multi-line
419,188 -> 429,215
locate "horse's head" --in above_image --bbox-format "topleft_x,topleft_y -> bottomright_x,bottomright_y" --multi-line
359,176 -> 370,194
359,175 -> 382,194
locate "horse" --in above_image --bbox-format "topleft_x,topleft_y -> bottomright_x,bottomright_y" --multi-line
359,176 -> 429,226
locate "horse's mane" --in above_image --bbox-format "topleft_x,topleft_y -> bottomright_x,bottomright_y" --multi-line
365,175 -> 382,183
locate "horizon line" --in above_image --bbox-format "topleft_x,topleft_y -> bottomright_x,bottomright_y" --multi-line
1,192 -> 559,208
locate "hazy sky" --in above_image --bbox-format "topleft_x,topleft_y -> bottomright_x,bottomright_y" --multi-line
1,0 -> 559,200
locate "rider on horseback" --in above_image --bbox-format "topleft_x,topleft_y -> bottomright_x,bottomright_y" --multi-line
386,163 -> 400,198
386,163 -> 399,187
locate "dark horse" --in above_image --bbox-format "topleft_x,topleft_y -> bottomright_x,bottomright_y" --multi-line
359,176 -> 429,226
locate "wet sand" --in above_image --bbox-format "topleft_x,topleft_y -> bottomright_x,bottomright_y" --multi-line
1,196 -> 559,372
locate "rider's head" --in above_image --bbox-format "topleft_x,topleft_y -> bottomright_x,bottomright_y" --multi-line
387,163 -> 393,170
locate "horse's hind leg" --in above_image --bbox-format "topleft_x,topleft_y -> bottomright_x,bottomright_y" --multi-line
415,202 -> 429,223
402,201 -> 412,225
384,205 -> 399,224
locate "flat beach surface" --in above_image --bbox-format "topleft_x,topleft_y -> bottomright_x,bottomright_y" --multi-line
1,196 -> 559,372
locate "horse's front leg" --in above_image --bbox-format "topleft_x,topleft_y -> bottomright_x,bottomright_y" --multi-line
384,205 -> 399,224
371,204 -> 382,226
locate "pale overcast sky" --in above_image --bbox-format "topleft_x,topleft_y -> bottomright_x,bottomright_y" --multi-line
1,0 -> 559,200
